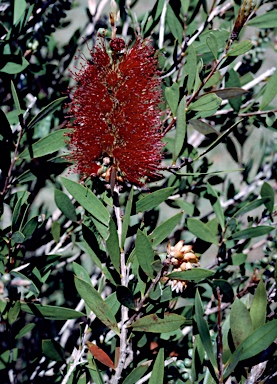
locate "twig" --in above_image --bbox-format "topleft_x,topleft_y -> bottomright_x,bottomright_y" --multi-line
158,0 -> 169,49
112,185 -> 129,384
244,361 -> 267,384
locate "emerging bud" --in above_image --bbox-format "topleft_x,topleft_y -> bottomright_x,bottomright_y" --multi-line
165,241 -> 200,293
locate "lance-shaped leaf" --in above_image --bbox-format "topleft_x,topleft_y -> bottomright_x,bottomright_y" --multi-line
232,197 -> 271,218
261,182 -> 274,213
247,10 -> 277,28
188,94 -> 222,119
135,230 -> 155,279
86,342 -> 115,370
21,303 -> 84,320
131,313 -> 189,333
187,218 -> 218,244
229,226 -> 274,240
165,82 -> 179,116
54,189 -> 77,222
61,177 -> 110,226
20,129 -> 70,160
206,33 -> 218,60
250,280 -> 267,330
227,40 -> 253,57
260,69 -> 277,110
168,268 -> 214,282
195,290 -> 217,369
75,277 -> 119,335
230,298 -> 253,348
206,183 -> 225,229
136,187 -> 175,213
149,348 -> 164,384
148,212 -> 183,247
106,218 -> 120,273
27,97 -> 67,130
226,319 -> 277,366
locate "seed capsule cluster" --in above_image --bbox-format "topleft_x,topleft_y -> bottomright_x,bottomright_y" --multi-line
165,241 -> 200,293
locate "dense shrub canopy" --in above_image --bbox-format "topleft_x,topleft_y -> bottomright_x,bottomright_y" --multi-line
0,0 -> 277,383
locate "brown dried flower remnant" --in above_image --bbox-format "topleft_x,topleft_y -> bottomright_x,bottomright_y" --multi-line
165,240 -> 200,293
231,0 -> 256,40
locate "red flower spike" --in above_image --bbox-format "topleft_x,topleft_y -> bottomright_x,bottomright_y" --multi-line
66,36 -> 164,185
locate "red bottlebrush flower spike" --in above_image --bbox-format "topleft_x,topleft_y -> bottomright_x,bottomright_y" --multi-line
66,36 -> 164,185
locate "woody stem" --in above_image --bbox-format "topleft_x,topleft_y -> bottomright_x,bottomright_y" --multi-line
112,185 -> 129,384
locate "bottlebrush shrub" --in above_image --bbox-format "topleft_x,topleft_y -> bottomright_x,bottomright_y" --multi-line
66,36 -> 164,185
1,1 -> 277,384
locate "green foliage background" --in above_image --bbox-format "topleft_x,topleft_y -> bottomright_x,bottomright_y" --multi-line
0,0 -> 277,383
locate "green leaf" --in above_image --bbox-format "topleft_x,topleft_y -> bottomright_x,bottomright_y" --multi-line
148,212 -> 183,247
166,5 -> 183,44
193,119 -> 243,161
185,45 -> 197,94
250,280 -> 267,330
165,82 -> 180,116
20,129 -> 69,160
22,216 -> 39,239
1,58 -> 29,74
11,81 -> 22,120
13,0 -> 27,24
135,230 -> 155,279
27,97 -> 67,130
8,301 -> 21,324
136,187 -> 175,213
261,182 -> 274,213
105,292 -> 120,316
260,69 -> 277,110
15,323 -> 35,339
230,226 -> 274,240
73,262 -> 91,285
227,40 -> 253,57
168,268 -> 214,281
230,298 -> 253,348
106,219 -> 120,273
232,253 -> 247,266
54,189 -> 77,222
173,96 -> 186,161
131,313 -> 189,333
206,33 -> 218,60
149,348 -> 164,384
116,286 -> 135,310
42,339 -> 64,362
195,290 -> 217,369
233,197 -> 271,217
189,93 -> 222,118
187,218 -> 218,244
122,364 -> 149,384
211,87 -> 248,100
226,320 -> 277,365
61,177 -> 110,226
75,276 -> 119,335
206,183 -> 225,229
11,231 -> 25,244
121,187 -> 133,248
247,10 -> 277,28
0,109 -> 13,143
225,69 -> 242,112
189,119 -> 220,136
51,221 -> 60,243
21,303 -> 84,320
